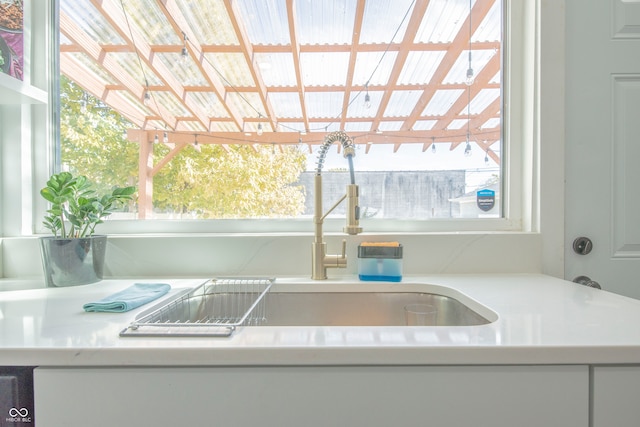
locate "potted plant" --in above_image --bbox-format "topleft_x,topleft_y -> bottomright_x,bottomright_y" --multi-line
39,172 -> 136,287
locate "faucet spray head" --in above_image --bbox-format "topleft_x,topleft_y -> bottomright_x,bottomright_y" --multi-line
344,183 -> 362,235
343,145 -> 356,158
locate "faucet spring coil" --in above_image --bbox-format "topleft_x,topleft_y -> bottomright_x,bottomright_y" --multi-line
315,131 -> 355,175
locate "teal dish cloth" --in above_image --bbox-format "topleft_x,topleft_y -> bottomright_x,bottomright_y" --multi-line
83,283 -> 171,313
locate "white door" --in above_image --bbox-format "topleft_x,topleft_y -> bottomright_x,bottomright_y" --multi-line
565,0 -> 640,298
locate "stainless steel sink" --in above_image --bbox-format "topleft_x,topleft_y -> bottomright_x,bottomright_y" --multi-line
261,292 -> 490,326
120,278 -> 493,337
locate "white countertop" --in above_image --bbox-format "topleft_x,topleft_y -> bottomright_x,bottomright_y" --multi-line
1,274 -> 639,366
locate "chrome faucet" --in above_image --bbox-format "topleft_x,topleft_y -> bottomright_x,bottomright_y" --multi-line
312,131 -> 362,280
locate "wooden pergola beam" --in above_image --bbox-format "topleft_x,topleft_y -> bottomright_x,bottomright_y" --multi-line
90,0 -> 211,131
403,0 -> 497,133
286,0 -> 310,133
127,128 -> 500,146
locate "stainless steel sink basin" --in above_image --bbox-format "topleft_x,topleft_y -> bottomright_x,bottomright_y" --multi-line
120,278 -> 493,337
261,292 -> 489,326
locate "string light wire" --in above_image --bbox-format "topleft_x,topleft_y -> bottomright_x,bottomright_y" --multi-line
119,0 -> 172,131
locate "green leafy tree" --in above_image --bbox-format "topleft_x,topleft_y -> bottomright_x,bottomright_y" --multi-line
152,143 -> 306,218
59,77 -> 306,218
59,76 -> 138,194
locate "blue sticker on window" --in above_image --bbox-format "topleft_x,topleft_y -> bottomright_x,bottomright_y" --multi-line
477,189 -> 495,212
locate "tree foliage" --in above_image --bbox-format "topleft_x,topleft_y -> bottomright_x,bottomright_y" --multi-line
153,144 -> 306,218
59,76 -> 307,218
59,76 -> 138,195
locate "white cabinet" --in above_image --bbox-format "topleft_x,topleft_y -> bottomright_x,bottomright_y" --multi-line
592,366 -> 640,427
34,365 -> 588,427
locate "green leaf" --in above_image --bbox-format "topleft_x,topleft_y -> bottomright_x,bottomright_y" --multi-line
40,188 -> 57,203
40,170 -> 136,237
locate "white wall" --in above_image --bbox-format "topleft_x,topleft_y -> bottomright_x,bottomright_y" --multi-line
1,233 -> 542,279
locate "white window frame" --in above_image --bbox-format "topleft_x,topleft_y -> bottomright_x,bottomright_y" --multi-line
1,0 -> 566,278
37,0 -> 533,236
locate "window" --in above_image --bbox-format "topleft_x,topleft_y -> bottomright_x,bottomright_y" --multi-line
56,0 -> 506,231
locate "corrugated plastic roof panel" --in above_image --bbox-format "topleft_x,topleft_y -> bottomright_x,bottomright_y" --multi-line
157,53 -> 208,87
347,90 -> 381,118
384,90 -> 424,117
108,52 -> 163,86
234,0 -> 290,45
359,0 -> 414,44
178,0 -> 241,45
415,0 -> 477,44
344,122 -> 373,132
460,88 -> 501,115
352,51 -> 397,86
124,0 -> 181,45
60,0 -> 503,159
226,92 -> 266,118
300,52 -> 350,86
423,89 -> 465,116
186,92 -> 230,118
296,0 -> 357,45
204,53 -> 255,87
448,119 -> 468,130
398,51 -> 447,85
268,92 -> 303,118
473,0 -> 502,42
482,118 -> 501,129
378,121 -> 404,131
66,53 -> 116,86
151,91 -> 191,117
413,120 -> 438,130
443,49 -> 497,84
305,92 -> 345,118
61,0 -> 125,45
254,53 -> 297,87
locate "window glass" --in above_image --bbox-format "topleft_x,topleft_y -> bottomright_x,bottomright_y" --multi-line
58,0 -> 502,222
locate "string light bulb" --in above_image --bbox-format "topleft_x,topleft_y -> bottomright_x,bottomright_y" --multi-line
153,133 -> 159,144
464,136 -> 472,157
484,149 -> 490,166
431,137 -> 436,153
364,83 -> 371,109
465,62 -> 475,86
142,78 -> 151,106
163,131 -> 169,144
257,123 -> 263,136
180,31 -> 189,64
464,59 -> 473,158
465,0 -> 474,86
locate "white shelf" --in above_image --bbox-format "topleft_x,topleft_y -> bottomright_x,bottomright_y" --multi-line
0,72 -> 47,104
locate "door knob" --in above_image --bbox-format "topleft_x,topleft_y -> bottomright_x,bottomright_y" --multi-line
572,237 -> 593,255
573,275 -> 601,289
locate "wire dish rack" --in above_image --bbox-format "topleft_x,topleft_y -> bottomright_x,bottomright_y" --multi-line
120,278 -> 274,337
